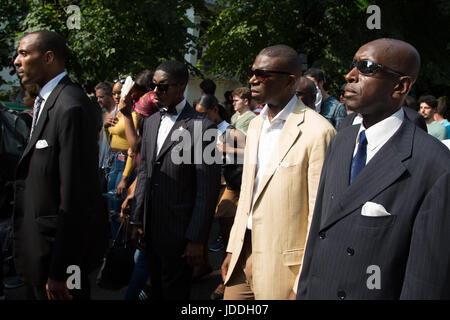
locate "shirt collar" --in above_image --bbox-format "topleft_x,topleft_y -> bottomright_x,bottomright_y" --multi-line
357,108 -> 405,151
161,98 -> 186,117
260,95 -> 298,124
39,71 -> 67,101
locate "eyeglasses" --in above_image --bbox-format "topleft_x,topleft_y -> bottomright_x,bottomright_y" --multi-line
113,78 -> 125,84
247,68 -> 293,82
350,60 -> 407,77
150,82 -> 180,93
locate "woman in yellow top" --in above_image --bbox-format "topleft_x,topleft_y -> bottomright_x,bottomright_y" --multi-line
103,70 -> 152,239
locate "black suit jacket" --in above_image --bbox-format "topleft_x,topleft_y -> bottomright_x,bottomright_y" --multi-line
297,117 -> 450,299
133,103 -> 221,257
337,107 -> 428,132
13,76 -> 109,286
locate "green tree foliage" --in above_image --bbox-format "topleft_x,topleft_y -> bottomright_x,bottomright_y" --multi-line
200,0 -> 450,97
1,0 -> 206,84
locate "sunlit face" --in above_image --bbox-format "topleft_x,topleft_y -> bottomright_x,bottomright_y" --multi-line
419,102 -> 434,120
232,96 -> 247,113
96,89 -> 113,109
152,70 -> 185,109
112,82 -> 122,105
343,43 -> 399,116
14,34 -> 47,86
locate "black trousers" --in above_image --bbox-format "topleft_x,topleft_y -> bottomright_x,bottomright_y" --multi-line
147,247 -> 193,300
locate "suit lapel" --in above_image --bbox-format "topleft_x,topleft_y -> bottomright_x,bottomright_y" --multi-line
320,119 -> 415,231
252,100 -> 305,205
20,76 -> 70,163
155,103 -> 193,162
146,111 -> 162,165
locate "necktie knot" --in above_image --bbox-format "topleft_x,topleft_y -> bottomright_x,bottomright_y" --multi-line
359,131 -> 367,146
159,106 -> 177,116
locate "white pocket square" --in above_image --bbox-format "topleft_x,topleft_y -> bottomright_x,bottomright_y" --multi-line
361,202 -> 391,217
35,139 -> 49,149
279,161 -> 290,168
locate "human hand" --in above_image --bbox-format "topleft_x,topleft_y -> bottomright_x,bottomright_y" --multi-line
46,278 -> 73,300
116,177 -> 127,196
221,252 -> 232,282
104,114 -> 118,128
288,289 -> 296,300
182,242 -> 205,266
217,142 -> 226,153
130,224 -> 144,250
120,193 -> 134,218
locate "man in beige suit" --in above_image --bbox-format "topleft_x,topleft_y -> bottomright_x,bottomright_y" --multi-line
221,45 -> 336,300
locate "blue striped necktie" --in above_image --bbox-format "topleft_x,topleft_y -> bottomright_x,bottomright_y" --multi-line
350,130 -> 367,184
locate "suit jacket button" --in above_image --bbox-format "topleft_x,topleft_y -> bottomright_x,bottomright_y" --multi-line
319,231 -> 326,239
347,247 -> 355,256
337,291 -> 346,300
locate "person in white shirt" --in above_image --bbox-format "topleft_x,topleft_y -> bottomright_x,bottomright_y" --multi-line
297,38 -> 450,300
221,45 -> 336,300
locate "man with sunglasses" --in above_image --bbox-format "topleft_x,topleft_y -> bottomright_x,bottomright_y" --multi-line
221,45 -> 336,300
132,60 -> 220,300
297,38 -> 450,300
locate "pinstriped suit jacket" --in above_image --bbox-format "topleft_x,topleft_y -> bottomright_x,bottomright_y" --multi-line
297,117 -> 450,299
133,103 -> 221,256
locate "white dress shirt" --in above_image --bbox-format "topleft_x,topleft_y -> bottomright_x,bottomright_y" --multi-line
36,71 -> 67,123
247,95 -> 298,230
352,108 -> 404,164
156,98 -> 186,156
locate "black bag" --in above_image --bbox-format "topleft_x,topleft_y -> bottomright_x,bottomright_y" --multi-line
96,218 -> 135,290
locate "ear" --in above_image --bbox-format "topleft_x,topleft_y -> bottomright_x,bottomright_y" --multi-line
244,98 -> 249,106
287,74 -> 297,90
44,51 -> 55,65
392,76 -> 414,99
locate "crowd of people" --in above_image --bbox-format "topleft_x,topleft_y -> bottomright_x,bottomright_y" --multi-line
0,30 -> 449,301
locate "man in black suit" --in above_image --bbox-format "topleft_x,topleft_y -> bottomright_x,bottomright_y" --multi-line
132,60 -> 220,300
296,38 -> 450,299
13,30 -> 108,300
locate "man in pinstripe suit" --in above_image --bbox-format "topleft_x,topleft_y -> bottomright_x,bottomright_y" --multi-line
132,61 -> 221,300
296,39 -> 450,300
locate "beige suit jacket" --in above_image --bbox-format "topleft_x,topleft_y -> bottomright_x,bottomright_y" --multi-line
225,99 -> 336,299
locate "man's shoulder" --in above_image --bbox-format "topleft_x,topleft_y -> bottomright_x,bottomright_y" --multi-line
302,107 -> 336,134
413,124 -> 450,164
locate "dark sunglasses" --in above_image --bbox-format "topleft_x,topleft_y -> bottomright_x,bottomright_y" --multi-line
113,78 -> 126,84
247,68 -> 293,82
350,60 -> 407,77
150,82 -> 180,92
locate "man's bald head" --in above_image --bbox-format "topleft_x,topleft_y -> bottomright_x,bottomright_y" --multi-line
360,38 -> 421,81
344,38 -> 422,128
296,76 -> 317,109
259,45 -> 302,77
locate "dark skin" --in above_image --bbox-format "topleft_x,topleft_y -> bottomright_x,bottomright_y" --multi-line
343,39 -> 419,129
296,76 -> 317,109
130,70 -> 205,266
222,50 -> 301,300
249,54 -> 299,121
14,33 -> 72,300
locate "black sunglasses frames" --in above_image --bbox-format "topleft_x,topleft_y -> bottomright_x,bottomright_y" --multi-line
350,60 -> 407,77
247,68 -> 293,82
150,82 -> 180,93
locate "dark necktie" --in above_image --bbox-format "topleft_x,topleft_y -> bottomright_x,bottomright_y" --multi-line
350,130 -> 367,184
30,95 -> 44,139
159,106 -> 177,117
